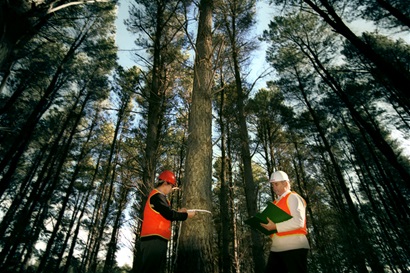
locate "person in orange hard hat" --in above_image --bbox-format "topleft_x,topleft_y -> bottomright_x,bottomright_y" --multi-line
139,170 -> 195,273
260,170 -> 310,273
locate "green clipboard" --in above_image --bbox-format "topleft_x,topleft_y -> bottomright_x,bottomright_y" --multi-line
244,202 -> 292,235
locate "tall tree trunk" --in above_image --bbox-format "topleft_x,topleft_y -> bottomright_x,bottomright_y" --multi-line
142,1 -> 166,192
52,191 -> 82,272
303,0 -> 410,108
89,95 -> 130,273
90,181 -> 119,273
175,0 -> 215,272
74,151 -> 103,273
81,176 -> 104,272
226,124 -> 241,273
0,107 -> 70,270
217,82 -> 235,273
296,70 -> 384,272
103,171 -> 131,273
375,0 -> 410,28
35,87 -> 91,273
53,108 -> 100,272
133,2 -> 167,267
230,21 -> 265,273
61,189 -> 92,273
0,148 -> 45,237
0,29 -> 88,198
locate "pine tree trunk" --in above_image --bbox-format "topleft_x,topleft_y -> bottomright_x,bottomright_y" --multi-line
231,21 -> 265,273
218,83 -> 235,273
297,72 -> 385,272
175,0 -> 216,272
0,114 -> 68,270
0,29 -> 88,198
304,0 -> 410,110
71,152 -> 103,273
142,1 -> 166,191
103,182 -> 131,273
36,85 -> 90,273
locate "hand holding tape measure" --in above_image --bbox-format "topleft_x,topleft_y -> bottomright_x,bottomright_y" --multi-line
187,209 -> 212,214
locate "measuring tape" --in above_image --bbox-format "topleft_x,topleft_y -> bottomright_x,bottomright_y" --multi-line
187,209 -> 212,214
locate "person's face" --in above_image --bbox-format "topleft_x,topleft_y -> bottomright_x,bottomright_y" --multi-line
164,182 -> 174,195
271,181 -> 286,196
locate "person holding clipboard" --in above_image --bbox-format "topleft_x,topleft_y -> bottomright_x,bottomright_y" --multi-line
260,170 -> 310,273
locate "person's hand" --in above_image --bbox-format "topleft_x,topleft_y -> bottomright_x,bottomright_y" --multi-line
187,210 -> 196,218
260,217 -> 276,231
179,208 -> 196,218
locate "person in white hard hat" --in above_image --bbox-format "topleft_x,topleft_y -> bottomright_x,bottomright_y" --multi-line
260,170 -> 310,273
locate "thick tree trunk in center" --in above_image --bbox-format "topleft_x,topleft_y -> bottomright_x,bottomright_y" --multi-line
175,0 -> 216,272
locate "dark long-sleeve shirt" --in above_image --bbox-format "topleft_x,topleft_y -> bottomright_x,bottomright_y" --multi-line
150,192 -> 188,221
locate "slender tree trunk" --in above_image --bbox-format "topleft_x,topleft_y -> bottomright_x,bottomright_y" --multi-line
82,162 -> 108,272
142,1 -> 166,192
62,189 -> 91,273
0,148 -> 45,237
295,70 -> 384,272
132,3 -> 167,267
230,21 -> 265,273
299,36 -> 410,188
0,29 -> 88,198
375,0 -> 410,28
303,0 -> 410,108
53,108 -> 100,271
35,87 -> 91,273
52,192 -> 82,271
87,79 -> 132,273
0,111 -> 68,270
103,177 -> 131,273
217,82 -> 235,273
89,90 -> 130,273
226,121 -> 241,273
220,0 -> 267,269
72,151 -> 103,273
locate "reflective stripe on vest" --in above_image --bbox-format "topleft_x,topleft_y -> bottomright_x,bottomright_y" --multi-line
273,191 -> 307,237
140,189 -> 172,240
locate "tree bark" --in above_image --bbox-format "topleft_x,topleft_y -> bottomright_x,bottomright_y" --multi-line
175,0 -> 216,272
217,82 -> 235,273
230,18 -> 265,273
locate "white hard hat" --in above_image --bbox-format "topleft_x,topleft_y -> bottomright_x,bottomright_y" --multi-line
269,171 -> 289,183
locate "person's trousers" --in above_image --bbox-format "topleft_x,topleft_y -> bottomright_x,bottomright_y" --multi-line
264,248 -> 308,273
139,237 -> 168,273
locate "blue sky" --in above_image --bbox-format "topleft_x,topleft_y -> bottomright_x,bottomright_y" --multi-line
114,0 -> 274,91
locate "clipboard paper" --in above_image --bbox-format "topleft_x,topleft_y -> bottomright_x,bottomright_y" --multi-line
244,202 -> 292,235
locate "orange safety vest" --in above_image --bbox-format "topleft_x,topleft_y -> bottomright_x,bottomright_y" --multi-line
272,191 -> 307,237
140,189 -> 172,240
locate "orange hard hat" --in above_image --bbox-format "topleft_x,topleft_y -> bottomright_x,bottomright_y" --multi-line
158,170 -> 176,185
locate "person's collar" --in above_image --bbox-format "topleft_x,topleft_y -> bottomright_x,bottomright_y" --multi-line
277,190 -> 291,200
